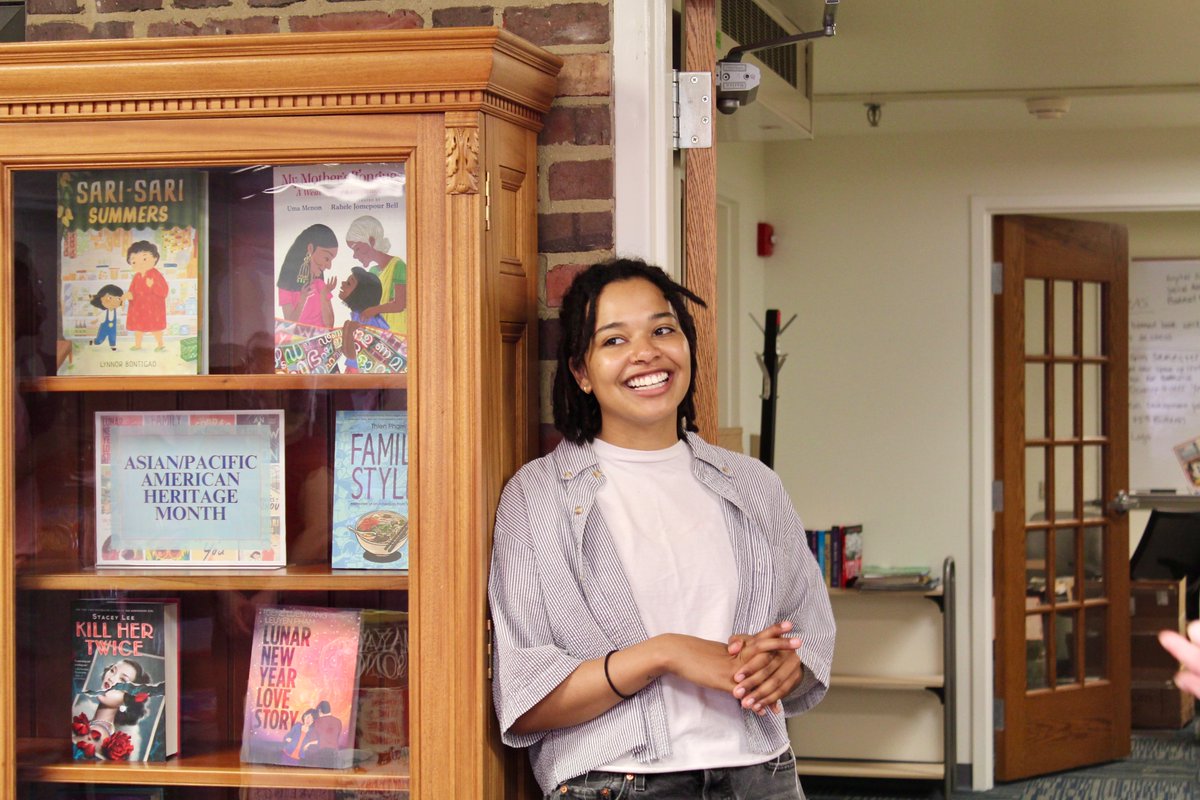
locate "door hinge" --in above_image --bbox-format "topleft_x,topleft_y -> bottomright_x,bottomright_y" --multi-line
484,170 -> 492,232
991,261 -> 1003,295
994,698 -> 1005,731
992,480 -> 1004,512
672,70 -> 713,150
486,618 -> 494,681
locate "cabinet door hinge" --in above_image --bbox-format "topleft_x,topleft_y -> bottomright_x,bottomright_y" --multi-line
672,70 -> 713,150
486,618 -> 494,680
994,698 -> 1005,731
992,480 -> 1004,512
991,261 -> 1003,295
484,170 -> 492,232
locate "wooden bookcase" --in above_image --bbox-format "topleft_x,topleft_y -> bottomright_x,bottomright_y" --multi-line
789,557 -> 957,798
0,29 -> 559,799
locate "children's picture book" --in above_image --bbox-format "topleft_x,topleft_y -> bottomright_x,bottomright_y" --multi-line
57,168 -> 206,376
95,410 -> 285,568
354,610 -> 409,766
71,598 -> 179,762
331,410 -> 409,569
241,606 -> 364,769
841,524 -> 863,588
271,163 -> 408,375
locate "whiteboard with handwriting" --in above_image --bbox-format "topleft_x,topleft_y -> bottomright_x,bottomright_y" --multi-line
1129,258 -> 1200,493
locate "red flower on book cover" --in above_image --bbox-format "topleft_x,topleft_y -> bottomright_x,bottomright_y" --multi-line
102,730 -> 134,760
72,713 -> 89,737
74,740 -> 96,759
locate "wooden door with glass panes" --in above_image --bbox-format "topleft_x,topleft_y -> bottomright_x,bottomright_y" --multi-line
0,30 -> 557,800
993,215 -> 1131,781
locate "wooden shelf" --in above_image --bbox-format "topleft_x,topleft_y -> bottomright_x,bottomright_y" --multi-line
828,586 -> 943,597
795,758 -> 944,780
17,739 -> 410,790
831,674 -> 944,690
16,563 -> 409,591
20,373 -> 408,393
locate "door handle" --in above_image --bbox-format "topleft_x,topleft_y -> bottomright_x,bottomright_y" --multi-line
1111,490 -> 1133,515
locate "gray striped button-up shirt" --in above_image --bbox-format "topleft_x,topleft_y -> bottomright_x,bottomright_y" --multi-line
488,431 -> 835,793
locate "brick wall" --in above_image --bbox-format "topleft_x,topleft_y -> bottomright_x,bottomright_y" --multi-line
26,0 -> 614,453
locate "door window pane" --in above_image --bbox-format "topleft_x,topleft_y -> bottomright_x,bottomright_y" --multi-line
1054,363 -> 1075,439
1026,528 -> 1047,603
1082,364 -> 1102,438
1026,446 -> 1046,522
1053,280 -> 1075,356
1026,363 -> 1046,440
1053,446 -> 1075,520
1085,606 -> 1107,681
1055,611 -> 1078,686
1054,528 -> 1077,603
1025,279 -> 1046,356
1082,445 -> 1103,516
1026,611 -> 1049,690
1083,525 -> 1105,599
1081,281 -> 1102,357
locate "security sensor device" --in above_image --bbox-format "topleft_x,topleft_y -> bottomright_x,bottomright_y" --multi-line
716,62 -> 761,115
715,0 -> 838,115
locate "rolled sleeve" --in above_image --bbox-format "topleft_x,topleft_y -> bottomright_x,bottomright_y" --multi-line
489,473 -> 584,747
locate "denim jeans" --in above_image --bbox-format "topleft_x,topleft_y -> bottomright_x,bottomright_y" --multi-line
546,751 -> 805,799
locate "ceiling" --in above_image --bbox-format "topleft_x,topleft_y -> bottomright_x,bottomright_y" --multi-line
770,0 -> 1200,136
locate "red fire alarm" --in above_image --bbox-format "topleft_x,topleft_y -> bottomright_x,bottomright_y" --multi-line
757,222 -> 775,257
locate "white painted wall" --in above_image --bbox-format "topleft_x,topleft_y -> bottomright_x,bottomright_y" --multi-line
716,140 -> 771,448
760,125 -> 1200,786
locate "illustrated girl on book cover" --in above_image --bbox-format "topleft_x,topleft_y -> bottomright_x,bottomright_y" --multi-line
71,655 -> 166,761
90,284 -> 124,351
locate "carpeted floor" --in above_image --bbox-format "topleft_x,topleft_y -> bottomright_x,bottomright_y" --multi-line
802,726 -> 1199,799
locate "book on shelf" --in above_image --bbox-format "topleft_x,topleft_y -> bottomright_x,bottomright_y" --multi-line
241,605 -> 364,769
57,168 -> 207,376
71,598 -> 179,762
271,163 -> 408,375
95,410 -> 285,568
830,526 -> 844,589
57,788 -> 165,800
354,610 -> 410,766
1173,435 -> 1200,491
331,410 -> 409,569
858,565 -> 940,591
841,524 -> 863,588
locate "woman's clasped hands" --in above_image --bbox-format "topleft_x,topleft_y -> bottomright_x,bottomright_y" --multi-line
727,620 -> 804,716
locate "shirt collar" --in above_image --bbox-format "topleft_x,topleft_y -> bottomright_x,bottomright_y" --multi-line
550,430 -> 736,482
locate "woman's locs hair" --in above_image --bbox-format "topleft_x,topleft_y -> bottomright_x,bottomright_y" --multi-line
552,258 -> 707,444
277,224 -> 337,291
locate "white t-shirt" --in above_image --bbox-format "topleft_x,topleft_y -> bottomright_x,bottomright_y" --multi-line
591,437 -> 765,772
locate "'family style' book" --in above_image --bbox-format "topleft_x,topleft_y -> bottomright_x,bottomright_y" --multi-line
331,410 -> 409,569
95,410 -> 285,567
57,168 -> 206,376
71,598 -> 179,762
241,606 -> 364,769
271,163 -> 408,375
354,610 -> 410,766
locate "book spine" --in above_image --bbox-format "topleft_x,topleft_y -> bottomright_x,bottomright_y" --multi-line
831,526 -> 844,589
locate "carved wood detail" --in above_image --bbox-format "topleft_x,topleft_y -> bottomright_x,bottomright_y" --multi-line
446,126 -> 480,195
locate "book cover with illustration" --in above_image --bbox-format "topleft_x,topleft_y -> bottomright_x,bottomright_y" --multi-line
331,411 -> 409,570
71,598 -> 179,762
271,163 -> 408,375
241,606 -> 363,769
354,610 -> 409,766
57,169 -> 206,376
95,410 -> 285,568
1173,435 -> 1200,492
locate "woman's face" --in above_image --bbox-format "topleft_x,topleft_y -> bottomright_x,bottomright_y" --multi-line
101,660 -> 137,691
306,243 -> 337,274
348,239 -> 374,266
571,277 -> 690,450
128,250 -> 157,274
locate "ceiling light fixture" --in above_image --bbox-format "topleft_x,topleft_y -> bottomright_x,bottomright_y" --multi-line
1025,96 -> 1071,120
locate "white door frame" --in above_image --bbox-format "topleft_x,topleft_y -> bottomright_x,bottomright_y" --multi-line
968,191 -> 1200,790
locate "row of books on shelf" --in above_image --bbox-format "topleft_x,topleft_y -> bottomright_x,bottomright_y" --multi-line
96,408 -> 407,570
55,164 -> 407,378
806,524 -> 863,589
72,599 -> 408,769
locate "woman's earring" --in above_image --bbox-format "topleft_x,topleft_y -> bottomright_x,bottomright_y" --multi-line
298,253 -> 312,286
581,382 -> 591,394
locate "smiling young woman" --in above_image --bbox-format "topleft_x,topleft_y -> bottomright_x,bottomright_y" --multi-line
489,258 -> 835,800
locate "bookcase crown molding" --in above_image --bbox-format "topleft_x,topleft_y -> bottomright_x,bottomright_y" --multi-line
0,28 -> 561,129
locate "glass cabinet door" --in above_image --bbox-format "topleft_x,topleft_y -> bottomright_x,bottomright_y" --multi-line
13,162 -> 413,798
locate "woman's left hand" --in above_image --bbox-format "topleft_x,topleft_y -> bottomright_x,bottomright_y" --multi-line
727,620 -> 805,715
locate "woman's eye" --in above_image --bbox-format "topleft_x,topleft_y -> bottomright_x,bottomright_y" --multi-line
601,336 -> 625,347
654,326 -> 676,336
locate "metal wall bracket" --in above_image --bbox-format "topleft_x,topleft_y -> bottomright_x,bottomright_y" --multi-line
673,70 -> 712,149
